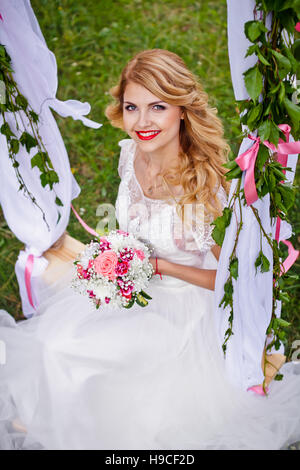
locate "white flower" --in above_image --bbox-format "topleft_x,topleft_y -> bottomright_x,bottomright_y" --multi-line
93,284 -> 113,301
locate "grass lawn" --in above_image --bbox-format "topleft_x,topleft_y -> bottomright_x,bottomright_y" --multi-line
0,0 -> 299,357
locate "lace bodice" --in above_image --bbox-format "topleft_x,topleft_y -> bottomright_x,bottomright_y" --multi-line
115,139 -> 227,279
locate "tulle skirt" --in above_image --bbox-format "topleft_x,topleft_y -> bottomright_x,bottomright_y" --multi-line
0,261 -> 300,450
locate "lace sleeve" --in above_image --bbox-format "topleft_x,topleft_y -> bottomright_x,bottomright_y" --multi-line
192,185 -> 228,253
117,139 -> 132,179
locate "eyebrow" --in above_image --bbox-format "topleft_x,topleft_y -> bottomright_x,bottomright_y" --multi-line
123,100 -> 166,106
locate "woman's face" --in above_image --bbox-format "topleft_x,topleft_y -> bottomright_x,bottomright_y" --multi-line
122,81 -> 182,155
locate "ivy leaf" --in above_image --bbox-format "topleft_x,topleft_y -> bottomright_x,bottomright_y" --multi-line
211,208 -> 232,246
243,65 -> 263,101
55,196 -> 64,207
29,110 -> 39,124
261,253 -> 270,273
255,251 -> 270,274
15,94 -> 28,110
31,152 -> 45,172
229,257 -> 239,280
10,139 -> 20,155
0,122 -> 15,139
20,131 -> 37,153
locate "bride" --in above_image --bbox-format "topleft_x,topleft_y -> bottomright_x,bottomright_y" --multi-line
0,49 -> 300,450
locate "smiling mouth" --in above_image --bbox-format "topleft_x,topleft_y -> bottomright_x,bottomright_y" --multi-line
135,130 -> 161,140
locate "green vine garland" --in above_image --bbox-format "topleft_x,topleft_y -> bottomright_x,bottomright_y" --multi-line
0,44 -> 63,230
212,0 -> 300,390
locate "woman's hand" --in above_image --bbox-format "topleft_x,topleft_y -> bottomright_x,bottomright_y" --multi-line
149,257 -> 217,291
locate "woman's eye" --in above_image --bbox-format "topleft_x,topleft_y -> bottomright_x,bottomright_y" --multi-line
153,105 -> 165,110
124,105 -> 136,111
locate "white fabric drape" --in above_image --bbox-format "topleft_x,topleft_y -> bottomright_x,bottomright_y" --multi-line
214,0 -> 298,390
0,0 -> 102,318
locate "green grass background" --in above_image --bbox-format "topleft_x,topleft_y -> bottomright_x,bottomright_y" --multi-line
0,0 -> 299,357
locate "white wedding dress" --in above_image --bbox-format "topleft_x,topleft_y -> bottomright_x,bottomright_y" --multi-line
0,138 -> 300,450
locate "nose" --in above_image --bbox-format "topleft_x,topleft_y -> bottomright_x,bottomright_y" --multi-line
136,109 -> 152,129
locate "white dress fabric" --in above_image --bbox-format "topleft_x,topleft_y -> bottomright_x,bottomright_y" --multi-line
0,139 -> 300,450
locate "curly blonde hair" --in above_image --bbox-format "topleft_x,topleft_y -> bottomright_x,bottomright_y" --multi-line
105,49 -> 230,221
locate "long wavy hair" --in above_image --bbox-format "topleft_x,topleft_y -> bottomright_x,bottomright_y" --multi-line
105,49 -> 230,222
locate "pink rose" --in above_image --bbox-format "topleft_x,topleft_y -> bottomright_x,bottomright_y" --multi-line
94,250 -> 118,281
295,22 -> 300,32
134,249 -> 145,261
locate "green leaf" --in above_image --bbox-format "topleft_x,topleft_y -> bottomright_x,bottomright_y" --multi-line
243,65 -> 263,101
140,290 -> 152,300
229,257 -> 239,280
31,152 -> 45,172
276,318 -> 291,328
223,160 -> 239,170
0,122 -> 15,138
20,131 -> 37,153
15,94 -> 28,110
136,293 -> 148,307
274,374 -> 283,381
247,102 -> 263,128
261,253 -> 270,273
10,139 -> 20,154
258,120 -> 271,141
212,225 -> 225,246
124,297 -> 135,309
255,251 -> 270,274
271,50 -> 291,79
245,44 -> 258,58
225,165 -> 243,181
55,196 -> 64,207
244,20 -> 267,43
257,50 -> 271,66
268,121 -> 279,146
256,145 -> 269,170
278,81 -> 285,104
283,97 -> 300,132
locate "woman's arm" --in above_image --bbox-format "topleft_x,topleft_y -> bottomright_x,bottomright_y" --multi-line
149,246 -> 221,291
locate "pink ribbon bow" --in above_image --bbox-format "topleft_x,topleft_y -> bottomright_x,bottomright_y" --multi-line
235,124 -> 299,276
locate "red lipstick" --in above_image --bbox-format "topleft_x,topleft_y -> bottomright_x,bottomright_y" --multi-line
135,130 -> 161,141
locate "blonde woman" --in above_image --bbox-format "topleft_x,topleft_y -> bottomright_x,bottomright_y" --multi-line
0,49 -> 300,450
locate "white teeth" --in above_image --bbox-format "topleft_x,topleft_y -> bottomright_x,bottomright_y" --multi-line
137,131 -> 160,137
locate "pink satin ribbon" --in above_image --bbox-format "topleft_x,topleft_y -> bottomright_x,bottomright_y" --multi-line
235,124 -> 299,275
25,254 -> 36,309
247,385 -> 269,396
235,124 -> 300,206
70,204 -> 99,238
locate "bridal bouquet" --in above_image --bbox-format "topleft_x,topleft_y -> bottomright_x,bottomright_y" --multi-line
71,230 -> 154,310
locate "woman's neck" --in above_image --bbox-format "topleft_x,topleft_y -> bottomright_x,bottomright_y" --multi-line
137,139 -> 181,173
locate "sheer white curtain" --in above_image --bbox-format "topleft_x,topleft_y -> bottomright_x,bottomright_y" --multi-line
0,0 -> 102,318
214,0 -> 298,390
